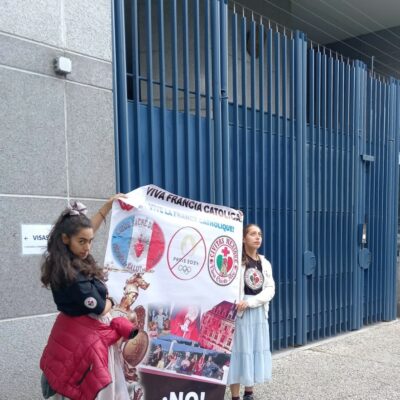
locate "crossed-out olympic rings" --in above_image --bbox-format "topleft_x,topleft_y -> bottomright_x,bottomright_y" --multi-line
178,264 -> 192,274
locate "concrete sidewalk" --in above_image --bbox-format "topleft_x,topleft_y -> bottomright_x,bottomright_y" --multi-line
224,319 -> 400,400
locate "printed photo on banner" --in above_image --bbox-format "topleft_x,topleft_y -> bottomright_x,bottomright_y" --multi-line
103,185 -> 243,400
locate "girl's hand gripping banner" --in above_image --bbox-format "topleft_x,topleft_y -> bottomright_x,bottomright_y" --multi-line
104,185 -> 243,400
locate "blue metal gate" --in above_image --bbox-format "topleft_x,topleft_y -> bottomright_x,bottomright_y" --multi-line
113,0 -> 400,350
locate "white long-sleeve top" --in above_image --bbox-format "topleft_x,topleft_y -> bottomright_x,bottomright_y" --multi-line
237,254 -> 275,318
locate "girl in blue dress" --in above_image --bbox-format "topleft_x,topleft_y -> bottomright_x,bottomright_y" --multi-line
228,224 -> 275,400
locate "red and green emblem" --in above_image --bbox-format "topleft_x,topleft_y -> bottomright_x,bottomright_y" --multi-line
208,236 -> 239,286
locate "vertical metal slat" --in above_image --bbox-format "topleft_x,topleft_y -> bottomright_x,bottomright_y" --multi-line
220,0 -> 230,206
231,9 -> 239,208
308,44 -> 315,340
250,17 -> 257,222
171,0 -> 179,194
158,0 -> 167,190
145,0 -> 155,183
194,0 -> 202,200
211,0 -> 222,204
274,29 -> 282,345
281,30 -> 289,347
112,0 -> 131,191
241,14 -> 248,218
182,0 -> 190,195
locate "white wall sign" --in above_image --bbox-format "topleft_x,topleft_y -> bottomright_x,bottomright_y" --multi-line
21,224 -> 52,255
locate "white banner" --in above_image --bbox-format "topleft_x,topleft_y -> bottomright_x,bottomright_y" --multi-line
104,185 -> 243,400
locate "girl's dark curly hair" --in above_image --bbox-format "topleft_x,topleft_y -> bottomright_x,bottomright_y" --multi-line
41,210 -> 105,290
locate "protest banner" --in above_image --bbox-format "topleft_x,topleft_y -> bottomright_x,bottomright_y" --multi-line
104,185 -> 243,400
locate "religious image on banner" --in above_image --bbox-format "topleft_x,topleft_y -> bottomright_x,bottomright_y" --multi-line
104,185 -> 243,400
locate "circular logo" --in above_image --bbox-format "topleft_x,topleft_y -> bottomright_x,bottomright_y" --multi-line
84,297 -> 97,309
208,236 -> 239,286
111,215 -> 165,273
167,227 -> 206,280
244,267 -> 264,290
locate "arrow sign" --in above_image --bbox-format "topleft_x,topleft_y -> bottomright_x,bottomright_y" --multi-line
21,224 -> 52,255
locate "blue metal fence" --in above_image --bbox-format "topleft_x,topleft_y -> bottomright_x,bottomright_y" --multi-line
113,0 -> 400,350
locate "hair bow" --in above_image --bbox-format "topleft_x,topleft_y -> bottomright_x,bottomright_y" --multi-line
62,201 -> 88,217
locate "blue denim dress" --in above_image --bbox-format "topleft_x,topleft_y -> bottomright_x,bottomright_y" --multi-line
227,295 -> 272,386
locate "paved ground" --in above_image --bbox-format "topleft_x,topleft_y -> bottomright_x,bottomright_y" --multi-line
1,316 -> 399,399
224,319 -> 400,400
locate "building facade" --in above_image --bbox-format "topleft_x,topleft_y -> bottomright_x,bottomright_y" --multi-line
0,1 -> 116,398
1,1 -> 399,398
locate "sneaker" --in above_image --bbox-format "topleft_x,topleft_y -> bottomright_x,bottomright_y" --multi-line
243,395 -> 254,400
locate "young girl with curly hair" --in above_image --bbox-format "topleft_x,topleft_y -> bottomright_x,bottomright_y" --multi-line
40,196 -> 137,400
